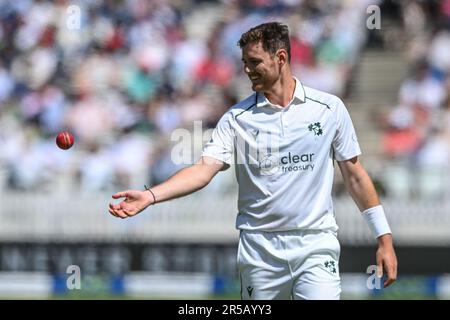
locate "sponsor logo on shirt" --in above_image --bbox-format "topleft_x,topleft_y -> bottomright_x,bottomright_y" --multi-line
279,152 -> 315,173
259,154 -> 280,175
258,152 -> 315,175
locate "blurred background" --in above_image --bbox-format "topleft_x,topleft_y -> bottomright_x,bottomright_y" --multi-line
0,0 -> 449,299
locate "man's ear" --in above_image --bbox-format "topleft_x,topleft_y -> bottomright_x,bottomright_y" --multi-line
276,49 -> 288,66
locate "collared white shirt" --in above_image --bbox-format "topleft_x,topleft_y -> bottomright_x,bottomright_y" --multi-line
202,78 -> 361,232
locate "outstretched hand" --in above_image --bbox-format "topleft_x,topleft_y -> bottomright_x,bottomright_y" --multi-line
108,190 -> 153,219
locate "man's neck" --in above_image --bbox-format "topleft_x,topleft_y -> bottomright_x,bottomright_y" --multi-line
264,75 -> 296,108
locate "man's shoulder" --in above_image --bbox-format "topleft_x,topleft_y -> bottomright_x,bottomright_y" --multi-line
225,93 -> 257,118
303,85 -> 344,111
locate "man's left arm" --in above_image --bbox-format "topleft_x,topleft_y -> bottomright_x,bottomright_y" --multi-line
338,156 -> 398,288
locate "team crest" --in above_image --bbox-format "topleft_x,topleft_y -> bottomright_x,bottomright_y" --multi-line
308,122 -> 323,136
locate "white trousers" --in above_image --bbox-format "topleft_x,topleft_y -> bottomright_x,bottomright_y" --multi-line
238,229 -> 341,300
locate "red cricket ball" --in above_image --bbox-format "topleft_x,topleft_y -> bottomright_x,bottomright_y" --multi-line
56,131 -> 75,150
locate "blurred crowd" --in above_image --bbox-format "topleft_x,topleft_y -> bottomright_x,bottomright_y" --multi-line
0,0 -> 371,193
380,0 -> 450,198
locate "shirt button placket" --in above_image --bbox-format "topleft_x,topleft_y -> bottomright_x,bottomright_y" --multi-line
280,112 -> 284,136
281,110 -> 288,136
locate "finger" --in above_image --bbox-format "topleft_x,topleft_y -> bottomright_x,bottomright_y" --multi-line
121,206 -> 133,217
110,205 -> 128,219
112,191 -> 130,199
108,208 -> 119,218
109,203 -> 121,211
384,264 -> 397,288
377,260 -> 383,278
384,276 -> 396,288
108,209 -> 127,219
115,210 -> 128,219
120,202 -> 136,215
388,263 -> 397,279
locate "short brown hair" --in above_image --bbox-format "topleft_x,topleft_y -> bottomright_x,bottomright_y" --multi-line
238,22 -> 291,63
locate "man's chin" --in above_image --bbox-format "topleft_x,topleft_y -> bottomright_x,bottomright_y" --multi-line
252,83 -> 263,91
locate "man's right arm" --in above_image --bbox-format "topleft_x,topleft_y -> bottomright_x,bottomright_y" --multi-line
108,156 -> 228,219
149,156 -> 228,204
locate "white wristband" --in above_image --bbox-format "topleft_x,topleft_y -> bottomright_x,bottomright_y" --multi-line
362,205 -> 392,238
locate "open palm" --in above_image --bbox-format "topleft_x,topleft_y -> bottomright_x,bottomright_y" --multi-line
108,190 -> 151,219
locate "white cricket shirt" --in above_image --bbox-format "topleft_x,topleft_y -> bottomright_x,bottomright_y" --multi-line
202,78 -> 361,232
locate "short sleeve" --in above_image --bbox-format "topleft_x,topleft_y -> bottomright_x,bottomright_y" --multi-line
202,112 -> 235,164
332,98 -> 361,161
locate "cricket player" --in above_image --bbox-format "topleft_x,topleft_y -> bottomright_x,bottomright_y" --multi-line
109,22 -> 397,299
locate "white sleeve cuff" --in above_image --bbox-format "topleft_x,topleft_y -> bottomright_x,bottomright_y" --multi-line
362,205 -> 392,238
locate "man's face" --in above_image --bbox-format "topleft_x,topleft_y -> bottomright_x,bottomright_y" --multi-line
241,41 -> 280,92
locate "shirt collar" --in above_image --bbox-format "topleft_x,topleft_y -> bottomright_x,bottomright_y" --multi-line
256,77 -> 306,108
